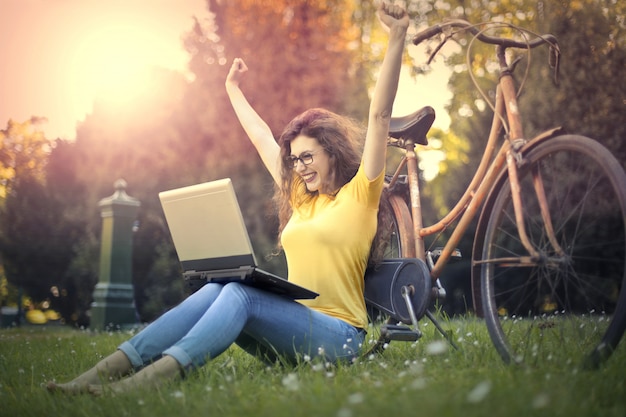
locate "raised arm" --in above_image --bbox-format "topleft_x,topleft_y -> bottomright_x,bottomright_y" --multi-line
225,58 -> 281,184
362,2 -> 409,180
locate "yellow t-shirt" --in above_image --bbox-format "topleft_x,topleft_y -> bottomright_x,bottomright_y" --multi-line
281,165 -> 384,328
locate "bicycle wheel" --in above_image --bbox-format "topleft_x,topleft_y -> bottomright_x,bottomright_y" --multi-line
476,134 -> 626,368
366,192 -> 413,322
364,188 -> 432,354
382,192 -> 414,259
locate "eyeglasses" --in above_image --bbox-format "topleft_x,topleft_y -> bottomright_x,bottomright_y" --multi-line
286,152 -> 315,169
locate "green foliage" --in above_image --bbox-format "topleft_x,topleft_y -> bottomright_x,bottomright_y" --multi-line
522,0 -> 626,166
0,117 -> 51,198
0,120 -> 84,317
0,267 -> 20,307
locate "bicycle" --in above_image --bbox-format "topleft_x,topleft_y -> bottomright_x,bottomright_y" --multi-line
363,19 -> 626,369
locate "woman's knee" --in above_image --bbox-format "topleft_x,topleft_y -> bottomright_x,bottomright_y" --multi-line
186,282 -> 223,303
169,283 -> 224,317
219,282 -> 251,301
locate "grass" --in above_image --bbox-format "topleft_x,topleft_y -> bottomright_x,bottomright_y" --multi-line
0,316 -> 624,417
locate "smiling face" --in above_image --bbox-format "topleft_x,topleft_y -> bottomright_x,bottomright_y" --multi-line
289,134 -> 333,193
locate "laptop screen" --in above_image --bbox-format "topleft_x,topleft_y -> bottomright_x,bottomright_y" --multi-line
159,179 -> 257,272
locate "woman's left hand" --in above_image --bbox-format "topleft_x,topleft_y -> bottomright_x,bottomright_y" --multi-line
377,1 -> 409,32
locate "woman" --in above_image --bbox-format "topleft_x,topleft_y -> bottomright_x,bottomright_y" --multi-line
47,2 -> 409,395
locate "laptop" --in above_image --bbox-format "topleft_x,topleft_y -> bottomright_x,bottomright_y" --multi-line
158,178 -> 318,300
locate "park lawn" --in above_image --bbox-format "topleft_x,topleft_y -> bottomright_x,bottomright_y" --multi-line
0,317 -> 624,417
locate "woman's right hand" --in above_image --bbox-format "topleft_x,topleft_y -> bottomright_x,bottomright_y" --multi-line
225,58 -> 249,89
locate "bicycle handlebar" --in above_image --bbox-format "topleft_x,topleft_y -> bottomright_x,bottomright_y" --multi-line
412,19 -> 560,84
412,19 -> 558,50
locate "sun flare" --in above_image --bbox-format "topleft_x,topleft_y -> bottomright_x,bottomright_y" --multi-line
66,21 -> 171,114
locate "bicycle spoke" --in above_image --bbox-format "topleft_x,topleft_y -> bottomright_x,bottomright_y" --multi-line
477,135 -> 626,368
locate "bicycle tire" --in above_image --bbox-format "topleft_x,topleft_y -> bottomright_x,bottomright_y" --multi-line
366,191 -> 417,324
475,134 -> 626,368
382,192 -> 414,259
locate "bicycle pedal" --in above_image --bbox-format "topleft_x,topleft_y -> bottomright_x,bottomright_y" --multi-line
430,247 -> 462,262
381,324 -> 422,342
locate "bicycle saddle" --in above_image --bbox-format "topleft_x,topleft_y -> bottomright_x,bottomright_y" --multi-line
388,106 -> 435,146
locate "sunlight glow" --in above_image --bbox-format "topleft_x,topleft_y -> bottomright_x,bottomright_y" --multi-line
67,22 -> 165,113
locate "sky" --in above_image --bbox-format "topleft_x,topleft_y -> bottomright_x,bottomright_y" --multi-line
0,0 -> 451,141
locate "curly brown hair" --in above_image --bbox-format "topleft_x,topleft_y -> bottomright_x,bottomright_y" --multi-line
272,108 -> 390,266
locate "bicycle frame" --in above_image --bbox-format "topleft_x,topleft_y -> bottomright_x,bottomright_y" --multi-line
386,44 -> 563,284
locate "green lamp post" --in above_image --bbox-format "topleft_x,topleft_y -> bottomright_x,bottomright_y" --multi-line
90,179 -> 140,330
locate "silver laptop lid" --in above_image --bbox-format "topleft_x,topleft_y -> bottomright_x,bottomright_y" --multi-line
158,179 -> 257,272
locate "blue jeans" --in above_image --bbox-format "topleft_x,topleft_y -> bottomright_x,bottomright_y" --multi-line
118,282 -> 365,370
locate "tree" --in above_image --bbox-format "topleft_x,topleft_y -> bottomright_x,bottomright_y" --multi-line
0,119 -> 82,308
0,117 -> 50,197
524,0 -> 626,166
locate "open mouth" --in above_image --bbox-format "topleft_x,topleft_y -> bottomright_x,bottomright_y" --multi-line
301,172 -> 317,183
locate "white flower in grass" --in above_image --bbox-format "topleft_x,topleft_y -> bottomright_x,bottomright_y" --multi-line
337,407 -> 353,417
311,363 -> 324,372
532,393 -> 550,409
282,373 -> 300,391
407,362 -> 423,375
425,340 -> 448,355
467,380 -> 492,403
171,390 -> 184,399
303,354 -> 311,362
347,392 -> 364,404
410,377 -> 427,390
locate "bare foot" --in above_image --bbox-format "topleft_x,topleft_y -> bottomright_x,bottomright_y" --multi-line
87,384 -> 106,397
87,380 -> 129,397
46,381 -> 93,395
